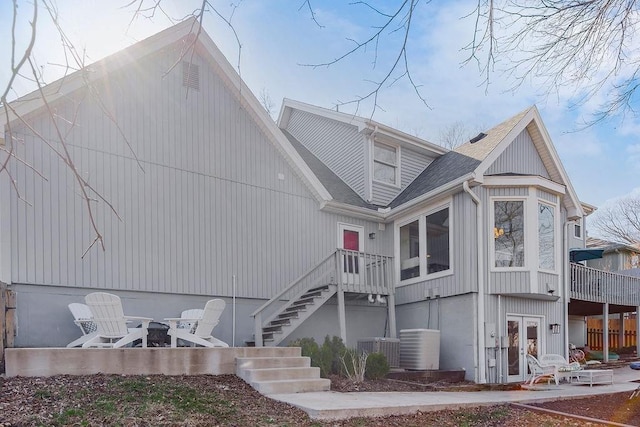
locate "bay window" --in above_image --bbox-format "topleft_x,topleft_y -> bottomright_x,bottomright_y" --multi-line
494,201 -> 525,267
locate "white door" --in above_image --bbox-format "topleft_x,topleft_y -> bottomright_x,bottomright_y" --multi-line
338,223 -> 364,285
507,315 -> 542,383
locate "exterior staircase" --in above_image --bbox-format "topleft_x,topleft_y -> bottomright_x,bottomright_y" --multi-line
236,350 -> 330,394
249,284 -> 337,347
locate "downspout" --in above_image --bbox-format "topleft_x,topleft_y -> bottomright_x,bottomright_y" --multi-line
563,221 -> 572,360
463,180 -> 486,384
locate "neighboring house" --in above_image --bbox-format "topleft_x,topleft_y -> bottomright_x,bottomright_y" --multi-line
0,19 -> 602,384
586,237 -> 640,271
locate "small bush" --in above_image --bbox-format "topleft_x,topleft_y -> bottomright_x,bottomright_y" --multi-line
341,348 -> 368,383
365,352 -> 389,380
323,335 -> 347,375
288,337 -> 320,370
289,336 -> 347,378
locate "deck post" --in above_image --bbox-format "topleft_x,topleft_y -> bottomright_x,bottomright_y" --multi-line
619,312 -> 625,349
387,292 -> 396,338
254,312 -> 263,347
603,303 -> 609,363
337,289 -> 347,344
637,306 -> 640,357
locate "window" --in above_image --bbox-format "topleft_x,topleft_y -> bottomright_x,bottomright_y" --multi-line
494,201 -> 525,267
574,221 -> 582,239
373,142 -> 398,185
398,205 -> 451,282
538,203 -> 555,270
400,220 -> 420,280
426,208 -> 450,273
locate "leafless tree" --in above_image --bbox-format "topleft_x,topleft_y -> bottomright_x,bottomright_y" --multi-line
591,194 -> 640,246
437,121 -> 487,149
259,88 -> 276,121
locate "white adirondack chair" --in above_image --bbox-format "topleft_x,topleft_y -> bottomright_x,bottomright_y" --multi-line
165,299 -> 228,348
66,303 -> 99,348
83,292 -> 152,348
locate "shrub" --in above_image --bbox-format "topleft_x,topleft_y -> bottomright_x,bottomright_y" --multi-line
289,336 -> 347,378
340,348 -> 368,383
288,337 -> 320,370
322,335 -> 347,375
365,352 -> 389,380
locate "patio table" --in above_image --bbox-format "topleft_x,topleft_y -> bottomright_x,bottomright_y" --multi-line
572,369 -> 614,387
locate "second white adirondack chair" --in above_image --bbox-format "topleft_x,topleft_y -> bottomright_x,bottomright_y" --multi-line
66,303 -> 99,348
165,299 -> 229,348
83,292 -> 153,348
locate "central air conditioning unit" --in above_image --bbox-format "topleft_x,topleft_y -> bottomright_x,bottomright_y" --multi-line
357,337 -> 400,368
400,329 -> 440,370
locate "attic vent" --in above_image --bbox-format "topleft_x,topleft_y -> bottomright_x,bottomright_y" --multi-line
182,61 -> 200,90
469,132 -> 487,144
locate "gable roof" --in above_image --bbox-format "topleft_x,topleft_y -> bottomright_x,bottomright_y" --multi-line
587,237 -> 640,254
1,19 -> 333,205
455,106 -> 585,219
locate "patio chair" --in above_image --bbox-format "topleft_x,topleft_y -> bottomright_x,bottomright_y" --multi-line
82,292 -> 153,348
525,354 -> 559,385
66,303 -> 99,348
165,299 -> 229,348
539,353 -> 582,382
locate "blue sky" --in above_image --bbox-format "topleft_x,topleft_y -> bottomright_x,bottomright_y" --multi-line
1,1 -> 639,232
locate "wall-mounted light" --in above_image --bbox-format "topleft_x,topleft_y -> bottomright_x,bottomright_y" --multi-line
549,323 -> 561,334
369,232 -> 376,239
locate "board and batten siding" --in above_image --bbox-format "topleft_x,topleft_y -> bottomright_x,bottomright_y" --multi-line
284,109 -> 366,199
394,191 -> 478,305
7,46 -> 390,300
487,129 -> 550,178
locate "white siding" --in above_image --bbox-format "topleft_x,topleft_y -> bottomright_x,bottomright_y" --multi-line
284,109 -> 366,198
487,129 -> 550,178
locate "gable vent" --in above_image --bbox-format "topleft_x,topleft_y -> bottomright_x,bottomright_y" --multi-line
182,61 -> 200,91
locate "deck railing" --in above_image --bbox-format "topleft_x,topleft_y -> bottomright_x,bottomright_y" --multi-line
571,263 -> 640,306
251,250 -> 394,346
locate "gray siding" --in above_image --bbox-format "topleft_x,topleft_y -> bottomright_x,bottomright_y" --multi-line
284,109 -> 366,198
395,191 -> 478,304
487,129 -> 550,178
371,181 -> 398,205
371,147 -> 433,206
7,47 -> 391,301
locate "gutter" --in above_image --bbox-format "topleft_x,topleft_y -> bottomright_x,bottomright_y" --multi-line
463,180 -> 487,384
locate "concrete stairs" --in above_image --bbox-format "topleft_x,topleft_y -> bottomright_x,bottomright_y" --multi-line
236,353 -> 330,395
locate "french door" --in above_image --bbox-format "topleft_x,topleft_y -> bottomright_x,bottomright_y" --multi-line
506,315 -> 542,382
338,223 -> 364,284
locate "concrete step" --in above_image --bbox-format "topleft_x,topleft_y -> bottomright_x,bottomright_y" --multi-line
242,366 -> 320,382
236,356 -> 311,370
250,378 -> 331,395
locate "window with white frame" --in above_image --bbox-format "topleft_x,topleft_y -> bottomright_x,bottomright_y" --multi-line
399,205 -> 451,282
494,200 -> 525,267
373,142 -> 398,185
538,202 -> 555,270
574,220 -> 582,239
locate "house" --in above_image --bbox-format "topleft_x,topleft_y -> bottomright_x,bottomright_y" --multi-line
2,19 -> 634,384
585,237 -> 640,271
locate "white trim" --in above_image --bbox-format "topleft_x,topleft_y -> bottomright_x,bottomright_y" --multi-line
483,175 -> 565,195
394,199 -> 453,286
490,196 -> 528,272
0,166 -> 11,283
337,222 -> 365,251
573,219 -> 583,239
537,199 -> 559,275
372,140 -> 401,188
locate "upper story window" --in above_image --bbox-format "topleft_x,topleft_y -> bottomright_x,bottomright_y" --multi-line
574,220 -> 582,239
398,203 -> 452,283
373,142 -> 399,186
538,202 -> 555,270
494,200 -> 525,267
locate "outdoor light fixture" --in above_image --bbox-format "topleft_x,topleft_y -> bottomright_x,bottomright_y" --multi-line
369,232 -> 376,239
549,323 -> 561,334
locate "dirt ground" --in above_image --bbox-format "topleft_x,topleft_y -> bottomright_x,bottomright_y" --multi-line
2,373 -> 639,426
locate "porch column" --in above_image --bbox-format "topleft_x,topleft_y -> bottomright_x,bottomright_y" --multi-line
337,289 -> 347,344
387,293 -> 396,338
636,307 -> 640,357
603,303 -> 609,363
619,312 -> 625,350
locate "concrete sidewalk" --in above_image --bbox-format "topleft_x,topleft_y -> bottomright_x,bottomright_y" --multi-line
271,367 -> 640,420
